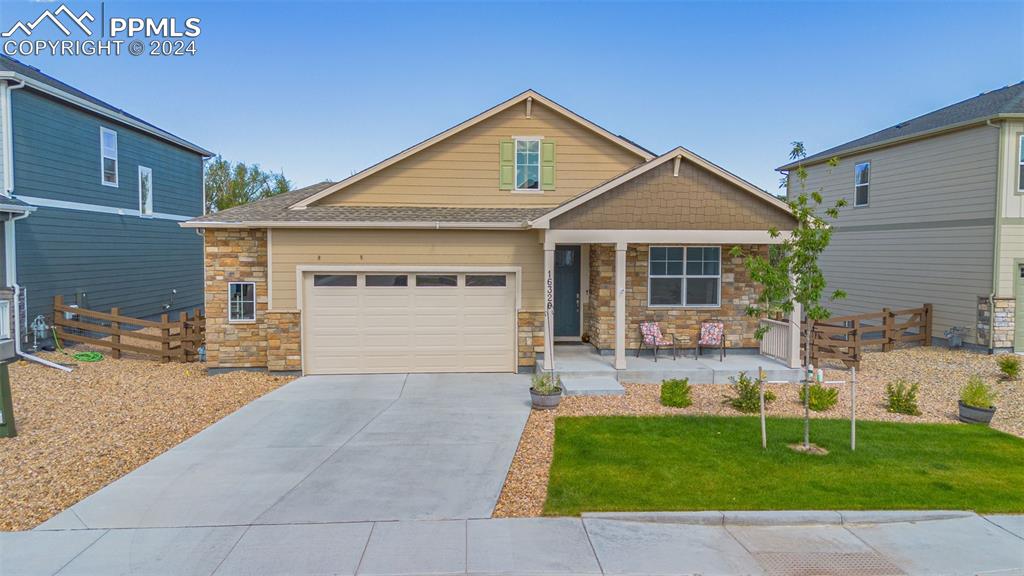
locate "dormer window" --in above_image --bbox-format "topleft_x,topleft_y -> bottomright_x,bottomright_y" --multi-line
515,138 -> 540,191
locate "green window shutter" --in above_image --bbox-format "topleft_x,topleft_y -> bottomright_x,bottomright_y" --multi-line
541,141 -> 556,190
499,140 -> 514,190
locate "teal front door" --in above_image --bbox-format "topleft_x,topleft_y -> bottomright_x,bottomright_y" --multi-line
554,245 -> 581,338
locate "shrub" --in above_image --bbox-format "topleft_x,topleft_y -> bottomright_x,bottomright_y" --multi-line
725,371 -> 774,413
885,380 -> 921,416
531,372 -> 562,394
960,376 -> 995,409
799,383 -> 839,412
997,355 -> 1021,381
660,378 -> 692,408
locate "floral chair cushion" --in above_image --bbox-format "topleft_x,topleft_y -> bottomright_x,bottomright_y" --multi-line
699,321 -> 724,346
640,322 -> 673,346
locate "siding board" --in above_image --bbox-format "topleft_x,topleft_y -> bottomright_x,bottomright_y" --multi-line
10,88 -> 206,324
792,125 -> 999,344
316,101 -> 645,208
17,207 -> 203,322
270,229 -> 544,311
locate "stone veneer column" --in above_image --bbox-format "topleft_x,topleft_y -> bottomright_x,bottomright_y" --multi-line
266,311 -> 301,372
204,228 -> 269,369
992,298 -> 1016,351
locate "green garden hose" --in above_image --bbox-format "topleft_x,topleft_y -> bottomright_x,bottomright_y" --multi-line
51,328 -> 104,362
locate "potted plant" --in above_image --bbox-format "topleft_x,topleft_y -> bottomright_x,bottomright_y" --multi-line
530,371 -> 563,410
958,375 -> 996,425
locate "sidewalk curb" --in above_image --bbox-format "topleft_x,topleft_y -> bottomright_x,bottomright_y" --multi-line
581,510 -> 977,526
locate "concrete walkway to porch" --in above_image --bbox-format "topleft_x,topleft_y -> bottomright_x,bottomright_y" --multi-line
553,344 -> 802,385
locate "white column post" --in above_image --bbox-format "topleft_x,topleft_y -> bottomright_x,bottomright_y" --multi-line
614,242 -> 627,370
788,301 -> 802,368
543,246 -> 555,371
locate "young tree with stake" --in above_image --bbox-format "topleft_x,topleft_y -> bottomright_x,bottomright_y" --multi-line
731,142 -> 847,450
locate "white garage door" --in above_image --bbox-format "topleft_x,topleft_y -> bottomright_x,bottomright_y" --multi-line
302,271 -> 517,374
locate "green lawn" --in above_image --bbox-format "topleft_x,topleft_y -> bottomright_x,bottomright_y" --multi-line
544,416 -> 1024,515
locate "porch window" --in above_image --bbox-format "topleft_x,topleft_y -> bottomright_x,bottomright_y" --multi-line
649,246 -> 720,307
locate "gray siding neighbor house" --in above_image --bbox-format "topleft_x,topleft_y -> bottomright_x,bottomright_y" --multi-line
0,56 -> 211,358
780,82 -> 1024,353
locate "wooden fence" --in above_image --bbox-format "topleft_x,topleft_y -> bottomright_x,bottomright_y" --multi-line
53,295 -> 205,363
803,304 -> 932,369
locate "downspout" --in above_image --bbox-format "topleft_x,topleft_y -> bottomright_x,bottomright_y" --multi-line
8,214 -> 68,371
987,119 -> 1003,354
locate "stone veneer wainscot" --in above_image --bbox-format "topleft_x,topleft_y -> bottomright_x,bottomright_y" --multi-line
204,228 -> 300,372
586,243 -> 765,352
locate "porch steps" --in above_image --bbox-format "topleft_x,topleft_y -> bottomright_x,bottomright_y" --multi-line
560,375 -> 625,396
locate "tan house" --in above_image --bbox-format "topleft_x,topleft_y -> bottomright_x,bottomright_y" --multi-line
779,82 -> 1024,353
183,91 -> 801,375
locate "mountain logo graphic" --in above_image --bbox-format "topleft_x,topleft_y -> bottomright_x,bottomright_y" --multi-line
2,4 -> 95,38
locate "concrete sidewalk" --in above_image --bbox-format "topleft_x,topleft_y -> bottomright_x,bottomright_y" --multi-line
5,511 -> 1022,575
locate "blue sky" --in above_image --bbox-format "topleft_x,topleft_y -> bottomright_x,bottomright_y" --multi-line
1,1 -> 1022,192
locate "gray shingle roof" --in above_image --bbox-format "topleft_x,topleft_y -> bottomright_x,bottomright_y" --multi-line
0,55 -> 210,155
783,82 -> 1024,168
187,181 -> 551,226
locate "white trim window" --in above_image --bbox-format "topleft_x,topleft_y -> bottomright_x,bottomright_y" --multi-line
138,166 -> 153,217
514,138 -> 540,191
854,161 -> 870,206
1018,135 -> 1024,192
648,246 -> 721,307
228,282 -> 256,322
0,300 -> 9,340
100,127 -> 118,187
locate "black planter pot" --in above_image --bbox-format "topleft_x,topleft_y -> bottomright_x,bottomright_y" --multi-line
958,401 -> 996,425
530,387 -> 563,410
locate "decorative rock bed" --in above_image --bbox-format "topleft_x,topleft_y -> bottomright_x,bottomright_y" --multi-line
0,351 -> 291,531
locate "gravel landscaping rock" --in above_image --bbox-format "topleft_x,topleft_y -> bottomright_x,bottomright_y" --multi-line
494,347 -> 1024,518
0,351 -> 290,531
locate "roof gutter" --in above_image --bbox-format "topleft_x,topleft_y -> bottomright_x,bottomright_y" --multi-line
0,71 -> 213,157
178,220 -> 532,230
776,113 -> 1024,172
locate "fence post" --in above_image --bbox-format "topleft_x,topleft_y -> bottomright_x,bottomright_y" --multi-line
52,295 -> 64,342
882,307 -> 893,352
788,302 -> 802,368
179,311 -> 189,362
923,303 -> 933,346
160,313 -> 170,363
110,307 -> 121,360
851,319 -> 861,367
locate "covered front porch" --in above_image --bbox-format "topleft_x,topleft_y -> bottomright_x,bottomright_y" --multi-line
537,230 -> 803,378
549,344 -> 802,395
524,145 -> 804,381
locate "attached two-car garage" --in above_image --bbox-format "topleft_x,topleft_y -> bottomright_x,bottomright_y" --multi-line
301,270 -> 518,374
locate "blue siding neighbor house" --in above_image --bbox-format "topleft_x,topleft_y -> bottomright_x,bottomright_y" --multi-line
0,56 -> 211,359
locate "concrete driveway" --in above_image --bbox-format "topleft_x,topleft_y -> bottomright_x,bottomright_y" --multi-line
40,373 -> 532,530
